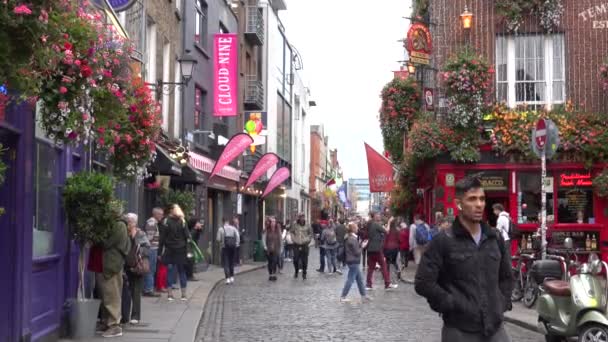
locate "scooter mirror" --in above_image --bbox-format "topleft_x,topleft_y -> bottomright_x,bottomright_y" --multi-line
564,237 -> 574,249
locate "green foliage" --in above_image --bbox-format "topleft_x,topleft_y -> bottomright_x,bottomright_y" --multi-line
412,0 -> 429,17
495,0 -> 564,32
157,189 -> 196,219
593,170 -> 608,198
63,172 -> 119,246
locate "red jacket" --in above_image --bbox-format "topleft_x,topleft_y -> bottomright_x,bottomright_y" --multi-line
399,228 -> 410,250
384,230 -> 400,250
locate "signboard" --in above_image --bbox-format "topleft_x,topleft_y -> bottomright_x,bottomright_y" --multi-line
532,118 -> 560,159
445,173 -> 455,187
560,172 -> 593,187
578,5 -> 608,29
237,193 -> 243,215
406,23 -> 432,65
424,88 -> 434,111
92,0 -> 137,12
535,119 -> 547,149
213,34 -> 238,117
466,171 -> 509,192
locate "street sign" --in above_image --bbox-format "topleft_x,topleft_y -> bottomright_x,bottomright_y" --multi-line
535,119 -> 547,149
532,119 -> 560,159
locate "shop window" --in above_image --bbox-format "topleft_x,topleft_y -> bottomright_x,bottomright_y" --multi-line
195,0 -> 208,48
517,172 -> 554,224
33,142 -> 59,257
557,172 -> 594,223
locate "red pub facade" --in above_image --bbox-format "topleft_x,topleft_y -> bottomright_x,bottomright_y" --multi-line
407,0 -> 608,258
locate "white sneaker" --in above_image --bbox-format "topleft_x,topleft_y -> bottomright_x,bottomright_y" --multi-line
385,283 -> 399,290
365,287 -> 374,291
230,277 -> 235,283
226,278 -> 231,284
339,297 -> 351,303
129,319 -> 139,324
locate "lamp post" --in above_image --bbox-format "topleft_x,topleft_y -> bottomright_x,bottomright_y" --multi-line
148,51 -> 197,99
460,5 -> 473,46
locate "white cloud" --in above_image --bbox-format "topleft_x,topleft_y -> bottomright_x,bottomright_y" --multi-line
281,1 -> 411,178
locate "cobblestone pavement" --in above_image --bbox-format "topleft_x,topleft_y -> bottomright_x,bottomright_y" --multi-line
197,250 -> 544,342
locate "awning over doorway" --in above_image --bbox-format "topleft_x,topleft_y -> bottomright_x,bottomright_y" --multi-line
188,151 -> 241,182
149,145 -> 182,176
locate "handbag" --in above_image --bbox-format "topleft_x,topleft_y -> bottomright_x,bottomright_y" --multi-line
129,244 -> 150,275
187,240 -> 204,263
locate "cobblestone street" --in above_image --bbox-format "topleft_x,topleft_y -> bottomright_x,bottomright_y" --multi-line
198,250 -> 543,342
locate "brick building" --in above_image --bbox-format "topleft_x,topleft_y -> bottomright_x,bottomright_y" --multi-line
424,0 -> 608,113
310,124 -> 328,221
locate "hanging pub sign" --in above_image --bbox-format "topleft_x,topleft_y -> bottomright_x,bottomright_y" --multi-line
559,172 -> 593,187
406,22 -> 432,65
92,0 -> 137,12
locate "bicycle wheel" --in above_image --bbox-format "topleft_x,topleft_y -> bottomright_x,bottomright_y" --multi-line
523,276 -> 538,308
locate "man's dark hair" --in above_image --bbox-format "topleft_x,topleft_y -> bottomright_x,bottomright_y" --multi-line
455,175 -> 483,198
187,217 -> 200,229
339,218 -> 345,224
492,203 -> 505,212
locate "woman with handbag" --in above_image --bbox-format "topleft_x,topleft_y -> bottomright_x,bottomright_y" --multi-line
159,204 -> 192,301
263,217 -> 282,281
124,213 -> 151,324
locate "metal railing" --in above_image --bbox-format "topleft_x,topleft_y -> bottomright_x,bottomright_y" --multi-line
245,6 -> 264,46
244,75 -> 264,109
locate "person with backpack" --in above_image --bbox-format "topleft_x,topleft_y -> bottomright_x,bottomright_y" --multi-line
143,207 -> 163,297
263,218 -> 283,281
322,221 -> 339,274
340,222 -> 372,303
124,213 -> 150,325
415,176 -> 513,342
493,203 -> 514,259
409,213 -> 431,265
158,204 -> 191,301
290,213 -> 313,279
217,217 -> 240,284
335,218 -> 347,270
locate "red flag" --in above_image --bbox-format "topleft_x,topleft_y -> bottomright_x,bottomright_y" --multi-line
326,178 -> 336,187
364,143 -> 394,193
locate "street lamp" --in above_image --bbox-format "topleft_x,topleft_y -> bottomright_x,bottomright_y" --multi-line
148,50 -> 197,98
407,61 -> 416,74
460,5 -> 473,30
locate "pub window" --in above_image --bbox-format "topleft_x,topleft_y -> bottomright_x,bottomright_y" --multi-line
517,172 -> 554,224
557,172 -> 594,224
33,142 -> 59,257
195,0 -> 208,48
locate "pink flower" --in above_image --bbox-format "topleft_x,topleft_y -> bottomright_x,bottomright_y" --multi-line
125,134 -> 133,144
114,124 -> 121,130
13,4 -> 32,15
68,131 -> 78,140
38,9 -> 48,23
59,86 -> 68,94
40,35 -> 48,43
97,127 -> 106,134
82,113 -> 89,121
74,59 -> 81,67
129,105 -> 137,113
114,135 -> 120,144
128,115 -> 135,122
97,137 -> 105,145
109,146 -> 115,154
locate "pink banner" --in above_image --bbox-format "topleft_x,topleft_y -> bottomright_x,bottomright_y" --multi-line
262,167 -> 291,198
244,153 -> 279,188
213,33 -> 238,117
209,133 -> 253,180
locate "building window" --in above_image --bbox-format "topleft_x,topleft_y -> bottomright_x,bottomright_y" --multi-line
219,22 -> 228,34
517,172 -> 554,224
195,0 -> 208,47
557,172 -> 594,224
33,142 -> 59,257
276,94 -> 291,162
175,0 -> 181,14
194,87 -> 204,129
495,34 -> 565,107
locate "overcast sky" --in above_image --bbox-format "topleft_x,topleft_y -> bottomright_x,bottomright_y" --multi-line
281,1 -> 411,179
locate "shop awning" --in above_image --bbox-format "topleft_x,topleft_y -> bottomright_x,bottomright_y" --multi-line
149,145 -> 182,176
188,151 -> 241,182
180,165 -> 205,184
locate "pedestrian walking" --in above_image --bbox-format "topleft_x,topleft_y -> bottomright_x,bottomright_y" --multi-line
143,208 -> 163,297
316,221 -> 327,273
217,217 -> 240,284
383,218 -> 401,282
340,222 -> 371,303
321,222 -> 339,274
124,213 -> 150,325
335,218 -> 347,271
290,213 -> 313,280
263,217 -> 282,281
493,203 -> 512,260
415,176 -> 513,342
92,216 -> 130,338
233,216 -> 243,266
185,217 -> 203,281
277,221 -> 285,273
158,204 -> 191,301
399,221 -> 410,269
312,219 -> 322,248
366,213 -> 397,291
410,214 -> 431,265
283,223 -> 294,262
359,218 -> 369,269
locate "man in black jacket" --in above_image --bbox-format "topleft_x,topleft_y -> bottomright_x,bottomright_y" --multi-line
415,176 -> 513,342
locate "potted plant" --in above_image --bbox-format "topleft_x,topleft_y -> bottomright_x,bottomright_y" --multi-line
62,172 -> 118,338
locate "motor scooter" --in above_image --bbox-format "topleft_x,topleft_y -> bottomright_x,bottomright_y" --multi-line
537,238 -> 608,342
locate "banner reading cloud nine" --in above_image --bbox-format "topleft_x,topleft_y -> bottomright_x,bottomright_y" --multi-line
213,33 -> 238,117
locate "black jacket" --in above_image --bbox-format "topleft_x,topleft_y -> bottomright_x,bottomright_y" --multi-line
414,217 -> 513,336
158,216 -> 191,254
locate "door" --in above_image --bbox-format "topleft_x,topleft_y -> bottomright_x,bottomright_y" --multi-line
0,133 -> 17,342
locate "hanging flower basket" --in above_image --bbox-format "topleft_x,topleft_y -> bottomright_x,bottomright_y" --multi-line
593,170 -> 608,199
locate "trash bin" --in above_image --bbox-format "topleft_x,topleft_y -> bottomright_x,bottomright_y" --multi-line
253,240 -> 266,262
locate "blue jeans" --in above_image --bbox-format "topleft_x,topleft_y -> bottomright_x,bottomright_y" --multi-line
341,264 -> 366,298
325,248 -> 337,272
144,248 -> 158,293
167,264 -> 188,289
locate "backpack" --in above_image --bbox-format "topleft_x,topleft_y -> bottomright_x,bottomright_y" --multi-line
326,229 -> 337,245
508,219 -> 521,239
223,228 -> 237,248
415,223 -> 430,245
126,238 -> 150,275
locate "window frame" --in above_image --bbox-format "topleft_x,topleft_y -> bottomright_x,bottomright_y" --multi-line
194,0 -> 208,49
495,34 -> 566,109
194,86 -> 204,129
